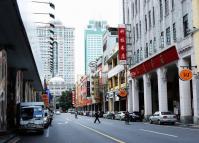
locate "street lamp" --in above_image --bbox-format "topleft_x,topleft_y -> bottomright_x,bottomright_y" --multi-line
32,1 -> 55,9
34,22 -> 55,28
33,13 -> 55,19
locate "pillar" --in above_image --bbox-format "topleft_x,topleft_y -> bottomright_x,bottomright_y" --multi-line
132,79 -> 139,112
157,67 -> 168,112
15,70 -> 23,104
178,59 -> 192,123
0,49 -> 7,130
127,79 -> 133,112
143,74 -> 152,119
191,55 -> 199,124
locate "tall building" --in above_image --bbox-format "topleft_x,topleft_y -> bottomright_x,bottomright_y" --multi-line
84,20 -> 107,75
123,0 -> 199,124
37,25 -> 53,81
37,21 -> 75,90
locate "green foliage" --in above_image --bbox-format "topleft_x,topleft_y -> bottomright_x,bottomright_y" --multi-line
59,90 -> 73,111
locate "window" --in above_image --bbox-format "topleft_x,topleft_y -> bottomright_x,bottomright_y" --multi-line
153,7 -> 155,26
127,8 -> 130,23
149,11 -> 152,28
153,37 -> 156,53
133,52 -> 136,64
145,15 -> 147,32
145,43 -> 148,58
140,47 -> 143,61
172,0 -> 174,10
135,0 -> 138,14
160,0 -> 163,20
139,21 -> 141,38
149,40 -> 153,55
133,27 -> 135,43
183,14 -> 189,37
137,49 -> 139,63
173,23 -> 176,42
132,3 -> 134,18
136,23 -> 139,40
166,27 -> 171,45
165,0 -> 169,16
161,32 -> 164,48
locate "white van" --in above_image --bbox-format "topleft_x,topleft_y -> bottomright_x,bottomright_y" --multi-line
18,102 -> 45,134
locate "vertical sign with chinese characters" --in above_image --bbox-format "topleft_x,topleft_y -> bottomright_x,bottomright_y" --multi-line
118,26 -> 126,63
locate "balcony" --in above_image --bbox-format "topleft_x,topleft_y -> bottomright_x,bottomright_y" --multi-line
108,65 -> 124,78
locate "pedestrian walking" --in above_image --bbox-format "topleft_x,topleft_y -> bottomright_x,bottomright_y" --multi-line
75,111 -> 78,119
94,111 -> 101,123
49,111 -> 53,126
125,111 -> 130,125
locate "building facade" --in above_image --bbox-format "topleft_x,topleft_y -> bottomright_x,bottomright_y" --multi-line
85,20 -> 107,75
102,27 -> 128,112
37,22 -> 75,90
124,0 -> 199,124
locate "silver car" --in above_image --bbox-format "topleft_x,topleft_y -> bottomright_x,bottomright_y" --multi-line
115,111 -> 126,120
149,111 -> 177,125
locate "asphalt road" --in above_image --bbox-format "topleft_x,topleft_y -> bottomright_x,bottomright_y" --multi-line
17,113 -> 199,143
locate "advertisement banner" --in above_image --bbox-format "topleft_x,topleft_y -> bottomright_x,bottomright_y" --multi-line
42,94 -> 49,107
118,27 -> 126,62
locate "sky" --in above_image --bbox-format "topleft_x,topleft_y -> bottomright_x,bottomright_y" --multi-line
53,0 -> 122,78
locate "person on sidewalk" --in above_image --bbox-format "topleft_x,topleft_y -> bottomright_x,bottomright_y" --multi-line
94,111 -> 101,123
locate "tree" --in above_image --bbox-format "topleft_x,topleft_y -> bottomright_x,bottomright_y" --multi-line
59,90 -> 73,111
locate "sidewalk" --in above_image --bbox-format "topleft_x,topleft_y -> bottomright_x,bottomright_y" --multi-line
175,122 -> 199,129
0,131 -> 16,143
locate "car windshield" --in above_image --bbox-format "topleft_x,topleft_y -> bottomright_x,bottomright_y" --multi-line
161,112 -> 172,115
21,107 -> 34,120
21,106 -> 43,120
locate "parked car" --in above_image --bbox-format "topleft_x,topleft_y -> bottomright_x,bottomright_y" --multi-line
99,111 -> 104,118
18,102 -> 45,134
55,110 -> 61,115
149,111 -> 177,125
103,112 -> 115,119
115,111 -> 126,120
129,111 -> 142,122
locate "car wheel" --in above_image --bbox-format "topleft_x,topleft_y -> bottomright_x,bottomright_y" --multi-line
149,119 -> 153,124
158,120 -> 162,125
171,122 -> 175,125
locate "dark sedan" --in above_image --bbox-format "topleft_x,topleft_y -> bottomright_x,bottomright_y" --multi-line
129,111 -> 142,122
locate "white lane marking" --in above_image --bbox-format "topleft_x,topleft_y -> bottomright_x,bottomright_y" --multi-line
76,123 -> 126,143
140,129 -> 178,138
45,128 -> 49,138
8,137 -> 20,143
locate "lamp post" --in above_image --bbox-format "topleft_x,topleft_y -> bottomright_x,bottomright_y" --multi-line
32,1 -> 55,9
33,13 -> 55,19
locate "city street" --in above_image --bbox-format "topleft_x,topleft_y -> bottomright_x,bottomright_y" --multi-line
17,113 -> 199,143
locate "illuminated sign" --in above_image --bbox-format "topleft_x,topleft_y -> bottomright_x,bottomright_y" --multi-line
118,27 -> 126,61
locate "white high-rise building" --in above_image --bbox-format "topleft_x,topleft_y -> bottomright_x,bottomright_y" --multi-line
37,21 -> 75,90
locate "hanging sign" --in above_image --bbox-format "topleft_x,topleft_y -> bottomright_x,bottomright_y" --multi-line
118,26 -> 126,62
179,69 -> 193,81
119,88 -> 127,97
